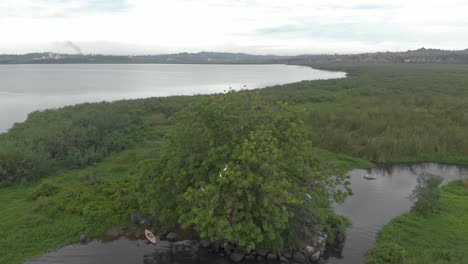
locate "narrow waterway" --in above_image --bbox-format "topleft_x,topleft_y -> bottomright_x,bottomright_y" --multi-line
327,162 -> 468,264
25,163 -> 468,264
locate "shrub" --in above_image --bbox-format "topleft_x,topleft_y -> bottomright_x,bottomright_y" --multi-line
366,242 -> 405,264
28,182 -> 61,200
409,174 -> 443,214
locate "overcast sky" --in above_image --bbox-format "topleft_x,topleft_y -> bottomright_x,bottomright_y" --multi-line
1,0 -> 467,55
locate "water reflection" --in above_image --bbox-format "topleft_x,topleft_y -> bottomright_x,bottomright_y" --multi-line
328,162 -> 468,264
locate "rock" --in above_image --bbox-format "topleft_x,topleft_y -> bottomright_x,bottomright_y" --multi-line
139,217 -> 152,229
303,193 -> 312,201
245,255 -> 255,260
256,256 -> 265,261
106,227 -> 123,238
312,233 -> 328,255
166,232 -> 179,242
131,212 -> 143,225
267,253 -> 277,260
173,240 -> 198,249
200,238 -> 211,248
283,252 -> 292,259
293,251 -> 307,263
230,252 -> 245,263
304,246 -> 315,256
310,251 -> 320,262
279,256 -> 289,263
255,248 -> 269,257
79,234 -> 87,244
335,232 -> 345,243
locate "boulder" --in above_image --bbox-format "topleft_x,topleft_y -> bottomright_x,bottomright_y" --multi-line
279,256 -> 289,263
255,248 -> 269,257
79,234 -> 88,244
335,232 -> 345,243
139,217 -> 152,229
283,252 -> 292,259
131,212 -> 143,225
267,253 -> 278,260
310,251 -> 320,262
173,240 -> 198,249
230,252 -> 245,263
293,251 -> 307,263
245,255 -> 255,260
199,238 -> 211,248
166,232 -> 179,242
106,227 -> 123,238
304,246 -> 315,256
256,256 -> 265,261
311,233 -> 327,255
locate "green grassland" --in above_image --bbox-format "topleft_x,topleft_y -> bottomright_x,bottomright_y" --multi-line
1,63 -> 468,263
0,145 -> 150,264
271,63 -> 468,164
367,180 -> 468,264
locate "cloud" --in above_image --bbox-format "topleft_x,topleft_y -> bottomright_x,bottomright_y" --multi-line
0,0 -> 468,55
0,0 -> 129,17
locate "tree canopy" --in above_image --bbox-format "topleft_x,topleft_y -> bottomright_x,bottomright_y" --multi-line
139,91 -> 350,249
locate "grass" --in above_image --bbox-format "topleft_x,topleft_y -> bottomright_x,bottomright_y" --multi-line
367,180 -> 468,264
265,63 -> 468,165
0,144 -> 153,264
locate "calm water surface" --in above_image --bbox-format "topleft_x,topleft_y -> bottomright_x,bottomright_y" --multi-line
26,163 -> 468,264
328,163 -> 468,264
0,64 -> 345,132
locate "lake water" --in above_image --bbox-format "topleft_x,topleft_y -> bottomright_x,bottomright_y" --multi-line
25,163 -> 468,264
0,64 -> 345,133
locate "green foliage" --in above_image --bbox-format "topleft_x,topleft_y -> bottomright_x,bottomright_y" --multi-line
139,91 -> 350,250
0,93 -> 201,187
27,182 -> 61,200
366,242 -> 405,264
0,145 -> 153,264
0,103 -> 140,185
367,180 -> 468,264
409,174 -> 443,214
264,63 -> 468,164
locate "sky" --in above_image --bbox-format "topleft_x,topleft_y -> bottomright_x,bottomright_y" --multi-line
1,0 -> 468,55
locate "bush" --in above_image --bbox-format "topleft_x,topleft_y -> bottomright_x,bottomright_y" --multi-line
28,182 -> 61,200
366,242 -> 405,264
409,174 -> 443,214
0,101 -> 144,185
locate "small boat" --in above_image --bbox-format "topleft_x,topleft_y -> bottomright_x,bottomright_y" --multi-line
145,229 -> 157,244
363,174 -> 377,180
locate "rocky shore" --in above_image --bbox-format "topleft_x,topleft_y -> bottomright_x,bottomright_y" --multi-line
79,212 -> 345,264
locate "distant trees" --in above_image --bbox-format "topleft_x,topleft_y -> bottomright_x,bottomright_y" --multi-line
139,91 -> 351,250
409,174 -> 443,214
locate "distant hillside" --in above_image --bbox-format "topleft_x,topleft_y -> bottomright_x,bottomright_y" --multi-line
294,48 -> 468,64
0,52 -> 290,64
1,48 -> 468,64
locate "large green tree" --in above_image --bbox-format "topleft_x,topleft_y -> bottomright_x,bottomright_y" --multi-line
139,91 -> 350,249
